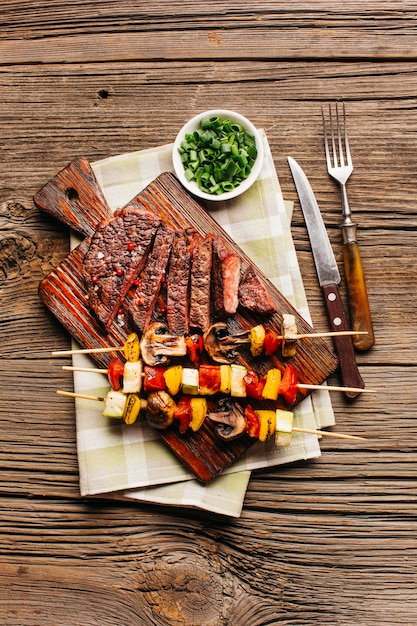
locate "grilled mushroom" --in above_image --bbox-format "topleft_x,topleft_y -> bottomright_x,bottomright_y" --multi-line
145,390 -> 177,430
203,322 -> 250,364
206,398 -> 247,440
140,322 -> 187,366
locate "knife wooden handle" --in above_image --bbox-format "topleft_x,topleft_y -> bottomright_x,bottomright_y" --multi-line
342,238 -> 375,351
322,283 -> 365,398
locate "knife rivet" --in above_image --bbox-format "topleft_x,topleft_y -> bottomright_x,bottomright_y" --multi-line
327,292 -> 336,302
333,317 -> 342,326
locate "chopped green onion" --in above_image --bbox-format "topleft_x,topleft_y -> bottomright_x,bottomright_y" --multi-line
178,115 -> 258,195
221,181 -> 235,192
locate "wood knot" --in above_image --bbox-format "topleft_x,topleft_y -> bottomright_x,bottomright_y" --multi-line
1,199 -> 31,221
0,234 -> 60,283
136,552 -> 224,625
0,234 -> 35,282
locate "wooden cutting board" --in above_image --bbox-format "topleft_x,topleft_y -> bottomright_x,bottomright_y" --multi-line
36,158 -> 338,482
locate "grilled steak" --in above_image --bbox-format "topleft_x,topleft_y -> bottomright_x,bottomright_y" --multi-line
83,205 -> 160,328
166,230 -> 193,335
238,265 -> 277,315
189,232 -> 213,331
128,225 -> 176,332
212,234 -> 242,317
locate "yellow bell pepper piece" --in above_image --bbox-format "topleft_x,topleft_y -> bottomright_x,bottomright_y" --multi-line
254,410 -> 276,442
164,365 -> 183,396
220,365 -> 232,394
250,324 -> 266,357
122,393 -> 142,425
124,332 -> 140,362
262,368 -> 281,401
189,397 -> 208,432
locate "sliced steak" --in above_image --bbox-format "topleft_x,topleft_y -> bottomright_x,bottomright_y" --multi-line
128,225 -> 176,332
165,230 -> 193,335
212,234 -> 242,317
83,205 -> 160,328
238,265 -> 277,315
189,232 -> 213,331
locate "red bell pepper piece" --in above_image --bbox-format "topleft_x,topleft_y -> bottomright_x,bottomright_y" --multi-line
245,405 -> 260,439
143,366 -> 167,392
107,357 -> 125,391
280,363 -> 298,405
185,333 -> 204,366
173,396 -> 192,434
243,370 -> 266,400
263,327 -> 282,356
198,364 -> 221,395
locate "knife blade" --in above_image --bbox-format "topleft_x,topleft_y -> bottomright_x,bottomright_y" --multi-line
287,156 -> 364,398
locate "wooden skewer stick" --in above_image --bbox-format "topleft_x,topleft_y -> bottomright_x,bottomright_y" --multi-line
56,390 -> 367,442
62,366 -> 375,395
298,383 -> 376,394
62,365 -> 109,374
293,427 -> 367,441
52,346 -> 124,356
57,390 -> 105,401
290,330 -> 368,340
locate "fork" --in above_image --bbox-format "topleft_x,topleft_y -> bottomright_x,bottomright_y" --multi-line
322,103 -> 375,350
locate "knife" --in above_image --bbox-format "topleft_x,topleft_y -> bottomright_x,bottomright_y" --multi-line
287,156 -> 365,398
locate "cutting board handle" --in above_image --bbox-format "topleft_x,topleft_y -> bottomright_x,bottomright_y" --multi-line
33,157 -> 111,237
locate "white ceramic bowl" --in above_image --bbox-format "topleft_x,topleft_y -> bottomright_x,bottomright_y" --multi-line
172,109 -> 264,202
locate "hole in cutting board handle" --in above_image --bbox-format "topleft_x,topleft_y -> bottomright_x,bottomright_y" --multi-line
66,187 -> 79,202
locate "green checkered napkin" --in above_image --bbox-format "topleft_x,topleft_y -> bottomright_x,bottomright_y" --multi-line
73,131 -> 335,517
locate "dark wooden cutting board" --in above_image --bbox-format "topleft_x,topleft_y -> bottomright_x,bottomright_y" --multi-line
36,158 -> 338,482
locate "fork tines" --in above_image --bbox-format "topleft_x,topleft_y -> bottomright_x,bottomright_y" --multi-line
321,102 -> 353,181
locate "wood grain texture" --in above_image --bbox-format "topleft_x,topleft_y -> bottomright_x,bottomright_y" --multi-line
1,2 -> 417,624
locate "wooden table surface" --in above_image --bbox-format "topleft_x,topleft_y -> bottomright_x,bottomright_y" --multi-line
2,2 -> 417,624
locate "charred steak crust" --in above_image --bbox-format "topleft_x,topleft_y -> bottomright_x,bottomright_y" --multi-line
212,234 -> 242,317
128,225 -> 176,332
238,264 -> 277,315
83,206 -> 160,328
189,232 -> 213,331
166,230 -> 193,336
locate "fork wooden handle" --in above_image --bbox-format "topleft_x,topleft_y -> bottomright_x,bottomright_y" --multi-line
341,225 -> 375,351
